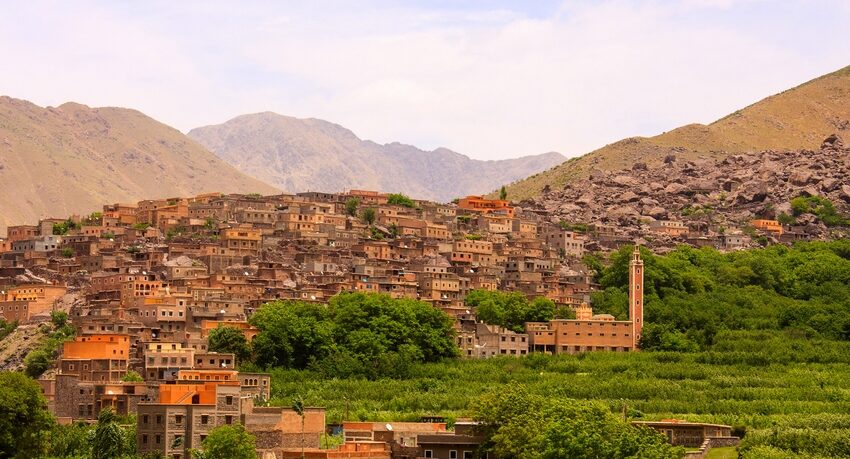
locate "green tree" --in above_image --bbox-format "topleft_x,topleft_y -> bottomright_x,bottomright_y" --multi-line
387,193 -> 416,208
51,310 -> 68,328
200,424 -> 257,459
250,301 -> 334,369
465,290 -> 555,333
61,247 -> 75,258
499,185 -> 508,200
250,293 -> 457,378
208,326 -> 253,365
344,198 -> 360,217
474,384 -> 682,459
24,349 -> 52,378
361,207 -> 377,225
49,421 -> 92,458
121,370 -> 144,382
92,408 -> 125,459
0,372 -> 54,458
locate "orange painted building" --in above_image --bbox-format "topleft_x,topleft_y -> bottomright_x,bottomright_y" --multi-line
60,334 -> 131,382
63,334 -> 131,360
751,219 -> 783,236
458,195 -> 515,218
158,381 -> 237,405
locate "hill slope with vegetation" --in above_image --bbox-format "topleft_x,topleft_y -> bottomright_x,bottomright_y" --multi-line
503,65 -> 850,200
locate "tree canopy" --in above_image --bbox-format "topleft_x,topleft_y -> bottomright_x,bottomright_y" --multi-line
198,424 -> 257,459
474,384 -> 683,459
208,325 -> 252,364
0,372 -> 54,458
590,242 -> 850,350
387,193 -> 417,208
464,290 -> 572,333
250,292 -> 458,378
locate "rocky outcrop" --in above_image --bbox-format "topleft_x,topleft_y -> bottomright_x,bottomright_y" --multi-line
520,135 -> 850,243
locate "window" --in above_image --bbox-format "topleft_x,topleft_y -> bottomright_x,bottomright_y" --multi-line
201,415 -> 209,424
450,451 -> 458,459
156,415 -> 163,424
142,415 -> 149,425
464,452 -> 473,459
226,396 -> 233,405
142,434 -> 148,444
225,415 -> 233,425
424,451 -> 433,458
175,415 -> 183,424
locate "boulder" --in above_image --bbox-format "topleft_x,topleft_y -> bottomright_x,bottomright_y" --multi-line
611,175 -> 640,187
822,133 -> 844,150
664,183 -> 688,194
620,191 -> 640,202
790,170 -> 813,186
644,206 -> 667,219
840,185 -> 850,202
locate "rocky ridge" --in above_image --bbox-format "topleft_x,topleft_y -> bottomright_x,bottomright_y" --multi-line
520,135 -> 850,246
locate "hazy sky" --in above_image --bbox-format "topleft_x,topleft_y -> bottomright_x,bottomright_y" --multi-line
2,0 -> 849,160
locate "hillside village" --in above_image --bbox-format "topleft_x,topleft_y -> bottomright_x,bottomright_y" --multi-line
2,164 -> 844,457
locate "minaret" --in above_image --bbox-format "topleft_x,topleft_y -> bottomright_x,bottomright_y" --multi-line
629,245 -> 644,349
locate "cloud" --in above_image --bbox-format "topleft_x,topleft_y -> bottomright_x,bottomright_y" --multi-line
1,0 -> 849,160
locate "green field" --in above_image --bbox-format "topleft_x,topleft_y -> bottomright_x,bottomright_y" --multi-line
267,330 -> 850,458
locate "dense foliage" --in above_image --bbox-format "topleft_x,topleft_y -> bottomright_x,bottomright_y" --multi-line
249,293 -> 458,378
790,195 -> 848,227
386,193 -> 417,208
464,290 -> 573,333
0,319 -> 16,341
208,325 -> 252,364
360,207 -> 377,225
590,242 -> 850,350
474,384 -> 683,458
92,408 -> 127,459
266,331 -> 850,458
195,424 -> 258,459
0,372 -> 54,458
344,197 -> 360,217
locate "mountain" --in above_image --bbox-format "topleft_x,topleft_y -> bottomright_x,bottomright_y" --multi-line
503,65 -> 850,200
0,97 -> 277,232
187,113 -> 565,203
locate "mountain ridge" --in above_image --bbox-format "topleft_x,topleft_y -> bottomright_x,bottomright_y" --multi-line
188,112 -> 565,202
501,65 -> 850,200
0,96 -> 278,232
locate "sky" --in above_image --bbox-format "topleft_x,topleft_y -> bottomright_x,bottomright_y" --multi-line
1,0 -> 849,161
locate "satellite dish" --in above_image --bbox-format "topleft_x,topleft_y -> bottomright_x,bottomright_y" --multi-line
385,424 -> 393,431
310,295 -> 316,301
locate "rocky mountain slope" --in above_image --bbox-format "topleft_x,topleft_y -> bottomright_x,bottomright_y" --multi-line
504,65 -> 850,200
188,113 -> 565,203
521,135 -> 850,243
0,97 -> 277,232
